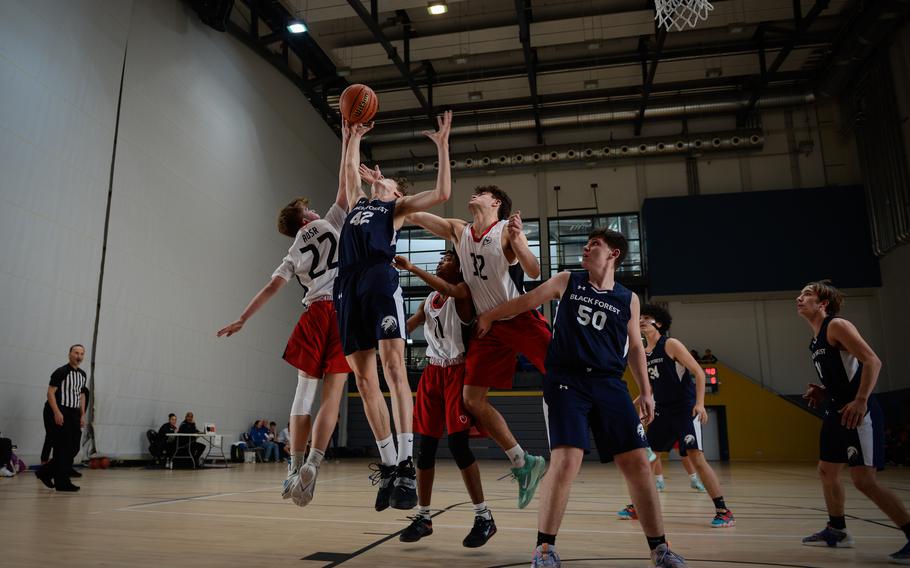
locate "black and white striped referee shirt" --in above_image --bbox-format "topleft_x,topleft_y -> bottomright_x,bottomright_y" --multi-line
49,365 -> 87,409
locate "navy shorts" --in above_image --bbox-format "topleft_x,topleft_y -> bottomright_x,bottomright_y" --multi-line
647,407 -> 702,456
543,369 -> 649,463
334,262 -> 406,355
820,396 -> 884,470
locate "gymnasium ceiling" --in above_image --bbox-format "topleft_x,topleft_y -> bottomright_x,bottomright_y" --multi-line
223,0 -> 910,160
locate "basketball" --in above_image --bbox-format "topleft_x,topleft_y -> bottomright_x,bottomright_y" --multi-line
100,457 -> 111,469
339,84 -> 378,124
89,458 -> 100,469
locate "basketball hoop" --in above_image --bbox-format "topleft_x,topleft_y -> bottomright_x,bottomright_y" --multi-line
654,0 -> 714,32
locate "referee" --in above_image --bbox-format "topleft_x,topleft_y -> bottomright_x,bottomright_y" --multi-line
36,345 -> 87,492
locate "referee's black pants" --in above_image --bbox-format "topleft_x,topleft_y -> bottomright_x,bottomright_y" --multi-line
42,404 -> 81,484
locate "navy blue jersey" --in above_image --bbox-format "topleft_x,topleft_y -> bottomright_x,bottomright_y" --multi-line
810,316 -> 862,405
338,197 -> 399,271
646,335 -> 695,413
546,271 -> 633,377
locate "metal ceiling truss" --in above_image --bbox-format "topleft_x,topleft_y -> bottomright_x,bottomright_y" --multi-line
516,0 -> 544,144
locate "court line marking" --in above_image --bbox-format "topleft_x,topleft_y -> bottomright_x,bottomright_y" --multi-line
116,509 -> 906,540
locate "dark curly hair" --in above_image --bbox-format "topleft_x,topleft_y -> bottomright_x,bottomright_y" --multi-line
640,303 -> 672,335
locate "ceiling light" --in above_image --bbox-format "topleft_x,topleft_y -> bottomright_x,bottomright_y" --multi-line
584,79 -> 599,90
705,67 -> 723,78
287,21 -> 307,34
336,66 -> 352,77
450,54 -> 469,65
727,22 -> 745,34
587,41 -> 602,50
468,91 -> 483,101
427,1 -> 448,15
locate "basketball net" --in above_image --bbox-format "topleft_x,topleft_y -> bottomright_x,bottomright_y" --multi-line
654,0 -> 714,31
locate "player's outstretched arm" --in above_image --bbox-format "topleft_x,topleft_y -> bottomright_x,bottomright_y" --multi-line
393,255 -> 470,299
335,126 -> 351,210
396,111 -> 453,217
406,212 -> 465,243
476,271 -> 570,337
504,211 -> 541,279
828,318 -> 882,429
216,276 -> 287,337
344,120 -> 372,209
406,301 -> 427,335
666,338 -> 708,424
627,294 -> 654,425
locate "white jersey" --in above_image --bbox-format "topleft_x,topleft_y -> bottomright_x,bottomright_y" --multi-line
456,220 -> 521,315
423,292 -> 468,362
272,203 -> 346,305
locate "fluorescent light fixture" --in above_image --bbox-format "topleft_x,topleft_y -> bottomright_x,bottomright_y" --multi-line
727,22 -> 745,34
287,21 -> 307,34
705,67 -> 723,78
587,41 -> 602,50
584,79 -> 599,90
336,66 -> 352,77
468,91 -> 483,101
427,1 -> 448,15
450,54 -> 469,65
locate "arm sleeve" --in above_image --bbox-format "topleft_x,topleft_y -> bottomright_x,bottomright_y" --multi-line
325,203 -> 346,231
271,256 -> 294,281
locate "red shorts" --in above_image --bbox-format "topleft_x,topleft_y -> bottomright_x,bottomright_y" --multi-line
283,300 -> 351,378
414,363 -> 474,439
465,310 -> 551,390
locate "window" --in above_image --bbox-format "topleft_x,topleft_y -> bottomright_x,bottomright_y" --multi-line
547,214 -> 642,277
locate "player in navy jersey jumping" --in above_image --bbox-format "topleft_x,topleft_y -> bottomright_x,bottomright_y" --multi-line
616,304 -> 734,528
476,229 -> 687,568
337,112 -> 452,511
392,251 -> 497,548
216,127 -> 354,506
796,280 -> 910,563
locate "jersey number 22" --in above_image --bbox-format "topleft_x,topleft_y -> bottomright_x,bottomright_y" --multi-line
299,233 -> 338,279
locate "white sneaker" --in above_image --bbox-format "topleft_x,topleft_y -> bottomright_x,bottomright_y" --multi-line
0,466 -> 14,477
291,463 -> 318,507
282,461 -> 299,500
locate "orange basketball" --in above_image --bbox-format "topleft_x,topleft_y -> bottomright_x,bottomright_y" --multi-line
340,84 -> 378,124
100,457 -> 111,469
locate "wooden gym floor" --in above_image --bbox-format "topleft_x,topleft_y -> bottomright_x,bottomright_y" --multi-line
1,459 -> 908,567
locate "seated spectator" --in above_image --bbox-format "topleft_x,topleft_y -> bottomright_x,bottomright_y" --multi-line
249,420 -> 279,462
1,433 -> 14,477
178,412 -> 206,467
701,349 -> 718,363
271,422 -> 289,461
158,413 -> 178,457
277,423 -> 291,461
689,349 -> 700,361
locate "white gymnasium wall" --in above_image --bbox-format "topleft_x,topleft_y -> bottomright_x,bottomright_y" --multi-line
92,0 -> 340,457
0,1 -> 132,458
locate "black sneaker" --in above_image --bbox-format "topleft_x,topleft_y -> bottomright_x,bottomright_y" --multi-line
390,458 -> 417,510
399,515 -> 433,542
68,468 -> 83,478
55,482 -> 80,492
35,467 -> 54,489
369,463 -> 397,512
463,514 -> 497,548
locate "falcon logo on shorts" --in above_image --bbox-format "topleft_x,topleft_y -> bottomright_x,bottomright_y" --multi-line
459,415 -> 468,424
381,316 -> 399,334
847,446 -> 859,464
637,423 -> 647,441
684,434 -> 696,447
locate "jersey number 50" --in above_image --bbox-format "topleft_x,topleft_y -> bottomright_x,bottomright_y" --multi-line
576,304 -> 608,330
299,233 -> 338,279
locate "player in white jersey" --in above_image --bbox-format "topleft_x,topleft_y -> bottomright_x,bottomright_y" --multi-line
216,129 -> 352,506
392,251 -> 496,548
405,185 -> 549,509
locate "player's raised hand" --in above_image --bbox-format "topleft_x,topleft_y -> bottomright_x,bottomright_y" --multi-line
692,403 -> 708,425
392,255 -> 415,272
359,163 -> 383,184
476,312 -> 493,338
638,393 -> 655,426
216,319 -> 245,337
507,210 -> 524,240
839,398 -> 867,429
802,382 -> 825,409
351,121 -> 374,138
423,110 -> 453,146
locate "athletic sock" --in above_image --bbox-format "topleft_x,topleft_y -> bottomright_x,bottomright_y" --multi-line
712,496 -> 727,511
689,473 -> 699,482
306,448 -> 325,469
646,535 -> 667,551
536,531 -> 556,547
900,522 -> 910,541
291,452 -> 305,473
377,435 -> 397,466
655,474 -> 665,484
418,505 -> 432,520
506,445 -> 526,468
828,515 -> 847,530
396,433 -> 414,464
473,501 -> 492,520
